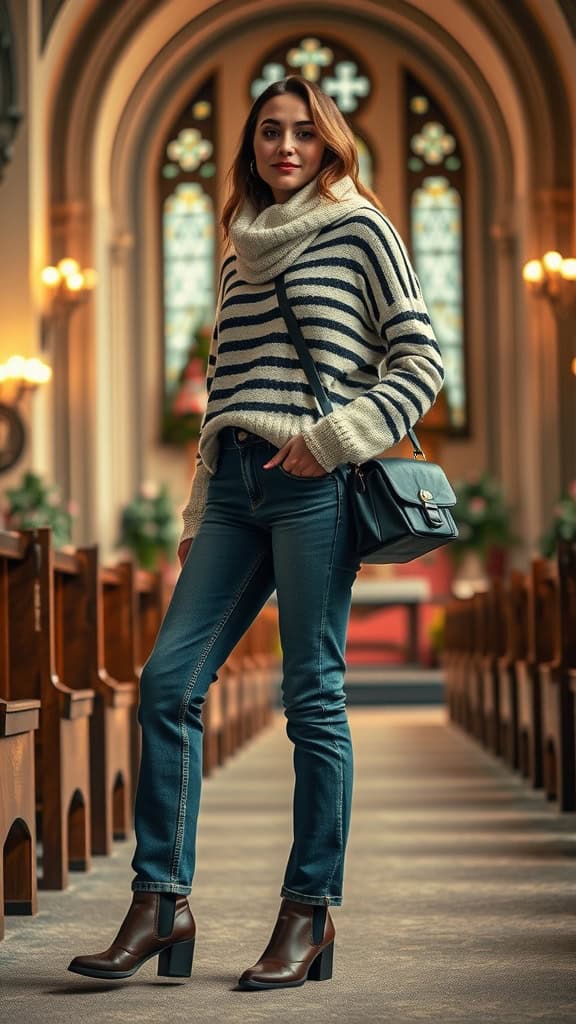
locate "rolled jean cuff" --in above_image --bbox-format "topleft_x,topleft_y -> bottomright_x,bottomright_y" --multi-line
280,885 -> 342,907
132,881 -> 191,895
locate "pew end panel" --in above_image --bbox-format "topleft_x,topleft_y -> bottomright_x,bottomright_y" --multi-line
69,551 -> 138,856
3,529 -> 94,890
0,698 -> 41,941
131,567 -> 164,814
496,572 -> 528,771
537,549 -> 574,811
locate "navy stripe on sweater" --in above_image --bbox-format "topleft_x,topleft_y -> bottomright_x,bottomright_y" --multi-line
180,206 -> 445,541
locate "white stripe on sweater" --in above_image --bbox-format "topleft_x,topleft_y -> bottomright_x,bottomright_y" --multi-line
180,206 -> 444,545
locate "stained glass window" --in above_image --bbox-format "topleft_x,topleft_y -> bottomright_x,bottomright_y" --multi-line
355,134 -> 374,189
160,77 -> 216,443
406,73 -> 467,433
250,37 -> 375,178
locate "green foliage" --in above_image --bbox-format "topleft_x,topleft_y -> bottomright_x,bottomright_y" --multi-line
451,471 -> 516,565
540,481 -> 576,559
119,481 -> 179,570
3,470 -> 75,548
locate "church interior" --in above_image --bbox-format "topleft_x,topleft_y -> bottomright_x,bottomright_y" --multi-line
1,0 -> 576,1020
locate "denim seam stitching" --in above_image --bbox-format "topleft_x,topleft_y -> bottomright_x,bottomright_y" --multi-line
169,549 -> 268,886
318,474 -> 341,713
280,885 -> 342,906
320,475 -> 345,898
132,882 -> 190,894
238,446 -> 258,509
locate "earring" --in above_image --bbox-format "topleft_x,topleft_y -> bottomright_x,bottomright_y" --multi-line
250,159 -> 257,177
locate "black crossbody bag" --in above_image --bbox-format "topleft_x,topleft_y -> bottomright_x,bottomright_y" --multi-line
275,274 -> 459,564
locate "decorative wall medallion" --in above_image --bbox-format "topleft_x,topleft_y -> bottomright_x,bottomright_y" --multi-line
0,403 -> 25,472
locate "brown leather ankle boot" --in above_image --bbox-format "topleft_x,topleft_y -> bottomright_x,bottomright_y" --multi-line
67,891 -> 196,980
238,897 -> 335,990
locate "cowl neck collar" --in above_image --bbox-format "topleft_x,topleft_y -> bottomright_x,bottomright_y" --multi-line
229,174 -> 369,283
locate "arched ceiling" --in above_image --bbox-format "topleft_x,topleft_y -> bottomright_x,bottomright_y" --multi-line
44,0 -> 573,215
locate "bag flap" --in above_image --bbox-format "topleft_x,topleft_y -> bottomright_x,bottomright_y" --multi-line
368,457 -> 457,507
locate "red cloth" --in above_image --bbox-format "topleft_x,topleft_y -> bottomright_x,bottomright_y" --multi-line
346,548 -> 453,666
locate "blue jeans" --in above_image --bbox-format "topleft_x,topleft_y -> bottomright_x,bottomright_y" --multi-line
131,425 -> 361,906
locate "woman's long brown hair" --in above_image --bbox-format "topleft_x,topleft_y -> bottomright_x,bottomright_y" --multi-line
221,75 -> 383,238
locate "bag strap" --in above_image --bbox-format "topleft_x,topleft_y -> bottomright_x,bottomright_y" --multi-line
274,272 -> 425,459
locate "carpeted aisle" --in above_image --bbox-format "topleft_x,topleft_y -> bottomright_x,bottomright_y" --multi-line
2,707 -> 576,1024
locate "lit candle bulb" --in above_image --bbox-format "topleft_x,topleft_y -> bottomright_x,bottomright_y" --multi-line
560,258 -> 576,281
522,259 -> 544,283
65,272 -> 85,292
542,250 -> 563,273
58,258 -> 80,278
41,266 -> 62,287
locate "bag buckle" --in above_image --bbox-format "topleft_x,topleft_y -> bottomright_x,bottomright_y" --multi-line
419,488 -> 443,528
354,466 -> 366,493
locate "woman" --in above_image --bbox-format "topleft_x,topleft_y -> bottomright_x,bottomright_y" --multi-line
68,75 -> 444,989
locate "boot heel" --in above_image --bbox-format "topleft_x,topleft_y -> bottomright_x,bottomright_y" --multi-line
307,941 -> 334,981
157,937 -> 195,978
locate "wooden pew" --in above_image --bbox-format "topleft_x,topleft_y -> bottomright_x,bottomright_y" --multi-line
0,531 -> 43,938
57,548 -> 137,855
468,592 -> 489,746
99,559 -> 140,847
134,567 -> 165,669
237,608 -> 279,743
517,561 -> 545,787
562,542 -> 576,810
237,625 -> 262,744
539,548 -> 573,808
0,698 -> 40,941
482,580 -> 505,755
442,599 -> 457,724
202,677 -> 226,776
202,606 -> 280,775
453,598 -> 471,733
452,598 -> 472,731
496,572 -> 527,770
221,640 -> 246,759
1,528 -> 94,889
251,605 -> 280,729
512,561 -> 553,790
131,567 -> 165,800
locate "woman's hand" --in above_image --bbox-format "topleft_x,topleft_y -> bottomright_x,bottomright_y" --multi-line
262,434 -> 329,477
178,538 -> 192,568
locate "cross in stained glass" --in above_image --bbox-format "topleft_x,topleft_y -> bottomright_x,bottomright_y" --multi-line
321,61 -> 370,112
167,128 -> 213,172
411,121 -> 455,166
251,62 -> 286,99
286,37 -> 333,81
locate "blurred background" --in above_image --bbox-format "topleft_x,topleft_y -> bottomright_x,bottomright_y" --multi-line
0,0 -> 575,666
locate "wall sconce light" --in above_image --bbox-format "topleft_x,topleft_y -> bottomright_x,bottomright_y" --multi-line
522,251 -> 576,317
40,258 -> 97,348
0,356 -> 52,474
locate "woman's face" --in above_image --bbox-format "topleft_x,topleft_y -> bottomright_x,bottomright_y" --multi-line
252,93 -> 325,204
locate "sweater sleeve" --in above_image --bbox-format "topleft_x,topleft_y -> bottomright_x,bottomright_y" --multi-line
178,458 -> 212,546
300,211 -> 445,472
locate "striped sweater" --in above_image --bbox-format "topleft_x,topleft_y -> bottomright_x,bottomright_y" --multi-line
179,205 -> 445,544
